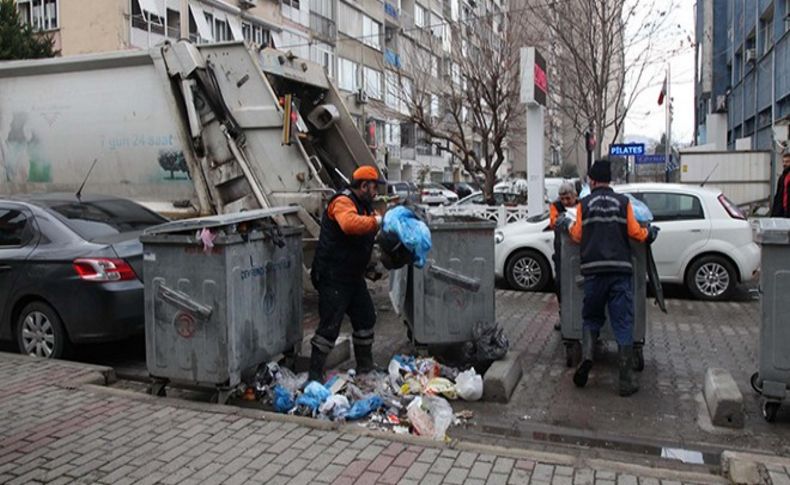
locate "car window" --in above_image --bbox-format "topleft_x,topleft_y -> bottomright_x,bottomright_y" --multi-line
460,194 -> 483,204
0,208 -> 34,247
44,199 -> 167,240
639,192 -> 704,222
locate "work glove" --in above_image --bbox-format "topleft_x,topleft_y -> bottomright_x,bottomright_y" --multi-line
555,214 -> 572,232
647,224 -> 660,244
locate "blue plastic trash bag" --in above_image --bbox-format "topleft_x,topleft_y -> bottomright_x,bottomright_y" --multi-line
295,381 -> 331,411
624,194 -> 654,223
273,385 -> 294,413
382,206 -> 432,268
346,395 -> 384,420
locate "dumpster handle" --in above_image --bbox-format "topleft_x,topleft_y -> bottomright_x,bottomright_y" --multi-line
427,264 -> 481,292
158,284 -> 213,319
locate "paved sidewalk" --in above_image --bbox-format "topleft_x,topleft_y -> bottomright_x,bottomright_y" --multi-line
0,353 -> 741,485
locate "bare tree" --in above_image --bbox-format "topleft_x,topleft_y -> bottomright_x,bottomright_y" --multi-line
387,9 -> 535,203
524,0 -> 684,162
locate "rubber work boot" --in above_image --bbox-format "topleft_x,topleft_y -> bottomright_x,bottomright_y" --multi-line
308,347 -> 328,383
618,345 -> 639,397
354,344 -> 375,374
573,329 -> 596,387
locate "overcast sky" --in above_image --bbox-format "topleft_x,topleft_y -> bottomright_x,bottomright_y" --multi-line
624,0 -> 695,144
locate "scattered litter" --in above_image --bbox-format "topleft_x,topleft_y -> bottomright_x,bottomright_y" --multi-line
197,227 -> 216,253
251,353 -> 487,438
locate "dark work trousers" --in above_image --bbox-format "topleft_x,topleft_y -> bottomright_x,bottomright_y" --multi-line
311,277 -> 376,355
582,274 -> 634,346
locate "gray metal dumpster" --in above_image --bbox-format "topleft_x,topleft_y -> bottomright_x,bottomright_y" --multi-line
390,217 -> 495,345
559,231 -> 648,369
140,208 -> 303,402
750,218 -> 790,422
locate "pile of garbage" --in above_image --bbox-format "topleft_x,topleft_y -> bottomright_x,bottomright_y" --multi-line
247,355 -> 484,441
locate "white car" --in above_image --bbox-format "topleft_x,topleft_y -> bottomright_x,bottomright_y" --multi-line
494,183 -> 761,301
421,183 -> 458,205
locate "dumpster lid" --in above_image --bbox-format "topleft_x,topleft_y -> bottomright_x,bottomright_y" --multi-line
753,218 -> 790,245
143,207 -> 299,236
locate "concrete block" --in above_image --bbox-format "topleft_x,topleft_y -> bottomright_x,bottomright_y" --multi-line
726,458 -> 762,485
483,351 -> 522,403
295,334 -> 352,372
703,368 -> 744,429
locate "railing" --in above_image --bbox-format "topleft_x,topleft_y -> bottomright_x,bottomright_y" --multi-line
428,204 -> 532,227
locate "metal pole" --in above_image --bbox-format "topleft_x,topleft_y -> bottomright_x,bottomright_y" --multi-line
665,64 -> 672,183
771,45 -> 777,198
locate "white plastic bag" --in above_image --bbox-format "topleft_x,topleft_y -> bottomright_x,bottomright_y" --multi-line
407,395 -> 453,440
455,368 -> 483,401
319,395 -> 350,420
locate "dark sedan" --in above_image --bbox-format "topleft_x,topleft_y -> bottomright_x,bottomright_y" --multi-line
0,194 -> 167,358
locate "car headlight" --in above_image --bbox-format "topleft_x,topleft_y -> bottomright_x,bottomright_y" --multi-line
495,231 -> 504,244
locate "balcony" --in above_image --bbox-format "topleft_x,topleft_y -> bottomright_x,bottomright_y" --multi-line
309,12 -> 336,43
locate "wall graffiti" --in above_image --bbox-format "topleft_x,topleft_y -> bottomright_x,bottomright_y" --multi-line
2,112 -> 52,183
158,150 -> 189,179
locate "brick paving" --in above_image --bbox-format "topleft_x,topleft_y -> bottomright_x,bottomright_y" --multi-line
0,352 -> 746,485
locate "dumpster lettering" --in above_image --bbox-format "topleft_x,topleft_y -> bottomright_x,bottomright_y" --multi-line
240,259 -> 292,281
184,246 -> 223,255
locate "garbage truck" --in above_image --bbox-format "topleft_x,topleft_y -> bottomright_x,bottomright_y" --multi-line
0,40 -> 380,262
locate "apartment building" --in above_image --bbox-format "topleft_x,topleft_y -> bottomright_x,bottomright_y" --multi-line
694,0 -> 790,151
15,0 -> 508,183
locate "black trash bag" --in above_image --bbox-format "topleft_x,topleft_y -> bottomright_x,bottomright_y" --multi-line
376,230 -> 414,270
469,322 -> 509,362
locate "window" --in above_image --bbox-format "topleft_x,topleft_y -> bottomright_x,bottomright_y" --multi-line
337,57 -> 358,91
364,66 -> 382,99
385,71 -> 404,109
283,0 -> 300,10
385,122 -> 401,146
414,3 -> 427,27
430,11 -> 443,38
0,209 -> 33,247
166,9 -> 180,38
431,55 -> 438,77
310,0 -> 333,19
362,16 -> 381,50
638,193 -> 704,222
310,42 -> 335,77
211,15 -> 231,42
130,0 -> 164,34
759,10 -> 774,56
17,0 -> 58,31
430,94 -> 439,117
242,22 -> 271,46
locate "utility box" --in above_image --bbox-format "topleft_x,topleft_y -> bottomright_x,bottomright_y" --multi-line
751,218 -> 790,422
559,232 -> 648,369
390,217 -> 496,345
140,208 -> 303,402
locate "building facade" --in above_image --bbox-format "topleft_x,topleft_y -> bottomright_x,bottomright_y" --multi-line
695,0 -> 790,151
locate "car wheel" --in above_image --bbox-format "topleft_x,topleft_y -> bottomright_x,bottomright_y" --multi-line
686,255 -> 736,301
15,302 -> 70,359
505,249 -> 551,292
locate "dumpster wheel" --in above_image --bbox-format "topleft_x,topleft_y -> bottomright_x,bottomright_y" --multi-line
750,372 -> 763,394
762,401 -> 780,423
149,379 -> 168,397
564,341 -> 580,368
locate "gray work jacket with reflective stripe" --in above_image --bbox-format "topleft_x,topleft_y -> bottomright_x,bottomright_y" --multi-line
579,187 -> 633,275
